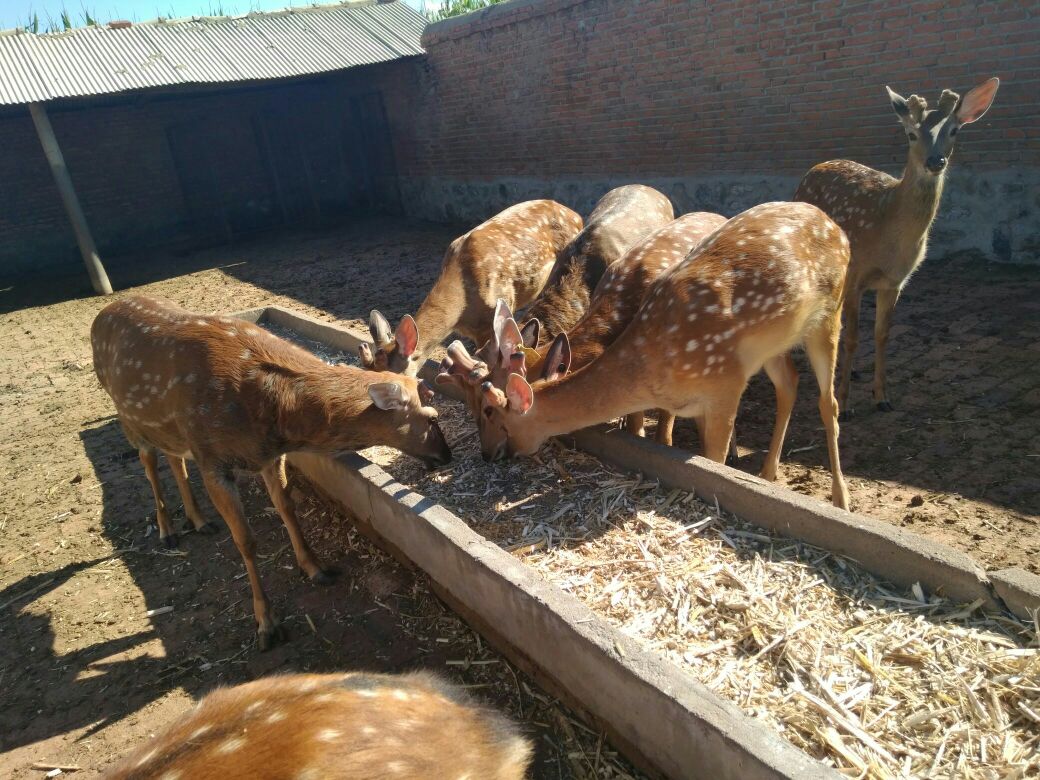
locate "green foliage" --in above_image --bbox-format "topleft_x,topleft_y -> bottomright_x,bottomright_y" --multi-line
429,0 -> 506,21
22,5 -> 102,33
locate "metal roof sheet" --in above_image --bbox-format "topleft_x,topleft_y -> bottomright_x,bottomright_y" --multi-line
0,1 -> 425,106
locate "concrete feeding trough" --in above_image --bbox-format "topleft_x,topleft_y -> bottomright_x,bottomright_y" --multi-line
232,304 -> 1040,780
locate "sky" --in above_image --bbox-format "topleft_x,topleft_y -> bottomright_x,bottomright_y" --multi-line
0,0 -> 436,31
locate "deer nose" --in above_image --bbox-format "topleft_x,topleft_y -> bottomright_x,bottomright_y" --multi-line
925,155 -> 947,173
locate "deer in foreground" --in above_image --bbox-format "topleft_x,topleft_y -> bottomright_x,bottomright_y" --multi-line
795,78 -> 999,418
448,202 -> 853,509
361,199 -> 582,375
92,296 -> 450,649
440,212 -> 727,450
517,184 -> 675,346
103,671 -> 533,780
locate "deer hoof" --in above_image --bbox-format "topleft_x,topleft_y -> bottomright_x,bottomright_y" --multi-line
309,567 -> 340,586
876,400 -> 895,413
195,521 -> 219,535
257,623 -> 286,652
838,409 -> 854,423
161,533 -> 179,549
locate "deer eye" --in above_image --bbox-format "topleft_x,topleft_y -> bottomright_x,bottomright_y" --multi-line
949,126 -> 959,137
907,132 -> 918,141
482,407 -> 494,419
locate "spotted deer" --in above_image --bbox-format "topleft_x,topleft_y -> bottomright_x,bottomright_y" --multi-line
92,296 -> 450,649
440,212 -> 726,450
361,200 -> 582,376
449,202 -> 853,509
516,184 -> 675,346
103,671 -> 533,780
796,78 -> 999,417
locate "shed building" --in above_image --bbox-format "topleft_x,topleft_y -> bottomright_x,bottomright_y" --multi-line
0,0 -> 425,288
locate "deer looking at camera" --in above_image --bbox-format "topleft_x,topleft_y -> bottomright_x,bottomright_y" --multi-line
796,78 -> 999,417
103,671 -> 533,780
447,202 -> 853,510
361,199 -> 582,376
92,296 -> 450,649
440,212 -> 727,449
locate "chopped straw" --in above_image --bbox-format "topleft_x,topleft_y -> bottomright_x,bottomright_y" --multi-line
360,396 -> 1040,778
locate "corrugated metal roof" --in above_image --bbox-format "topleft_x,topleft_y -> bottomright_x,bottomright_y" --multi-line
0,0 -> 426,106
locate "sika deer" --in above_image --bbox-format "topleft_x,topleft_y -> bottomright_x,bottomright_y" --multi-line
440,213 -> 726,451
796,78 -> 999,417
361,200 -> 582,375
104,671 -> 533,780
518,184 -> 675,345
453,202 -> 852,509
92,296 -> 450,649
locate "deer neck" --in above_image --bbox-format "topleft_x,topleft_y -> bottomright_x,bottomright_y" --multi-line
522,349 -> 654,440
413,269 -> 465,359
527,270 -> 593,345
265,365 -> 387,454
892,162 -> 946,237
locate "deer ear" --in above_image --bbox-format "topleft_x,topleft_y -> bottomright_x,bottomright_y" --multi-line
396,314 -> 419,358
520,318 -> 540,348
542,333 -> 572,382
368,382 -> 410,411
886,86 -> 910,119
498,318 -> 523,364
369,310 -> 393,348
956,77 -> 999,124
506,373 -> 534,415
493,299 -> 513,343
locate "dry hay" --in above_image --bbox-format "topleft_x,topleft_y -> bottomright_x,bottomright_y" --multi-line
361,398 -> 1040,779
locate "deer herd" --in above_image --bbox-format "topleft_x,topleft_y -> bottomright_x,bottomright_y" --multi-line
92,80 -> 998,777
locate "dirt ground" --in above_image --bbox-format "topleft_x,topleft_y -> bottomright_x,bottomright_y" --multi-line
1,217 -> 1037,777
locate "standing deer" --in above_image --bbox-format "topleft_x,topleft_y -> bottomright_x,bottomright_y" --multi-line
103,671 -> 533,780
92,296 -> 450,649
517,184 -> 675,346
361,200 -> 582,375
440,212 -> 727,449
796,78 -> 999,417
448,202 -> 852,510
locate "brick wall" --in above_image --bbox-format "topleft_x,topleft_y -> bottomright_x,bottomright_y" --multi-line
0,63 -> 411,278
393,0 -> 1040,262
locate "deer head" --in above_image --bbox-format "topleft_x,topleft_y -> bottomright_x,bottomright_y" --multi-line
359,310 -> 420,375
366,376 -> 451,467
466,332 -> 571,461
886,77 -> 999,175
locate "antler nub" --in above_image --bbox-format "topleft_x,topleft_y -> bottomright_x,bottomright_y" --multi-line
937,89 -> 960,117
446,340 -> 489,383
907,94 -> 928,124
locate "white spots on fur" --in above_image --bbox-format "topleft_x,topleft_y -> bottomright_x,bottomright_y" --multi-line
355,689 -> 378,698
184,373 -> 196,384
195,319 -> 208,327
685,339 -> 699,352
158,770 -> 182,780
241,349 -> 251,360
216,736 -> 245,754
266,710 -> 286,724
361,725 -> 377,737
316,729 -> 341,742
135,749 -> 157,767
386,762 -> 406,774
245,699 -> 266,714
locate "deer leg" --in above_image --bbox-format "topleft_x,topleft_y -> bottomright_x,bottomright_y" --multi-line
837,288 -> 863,421
806,319 -> 851,511
701,391 -> 743,464
873,288 -> 900,412
759,354 -> 799,482
260,457 -> 338,585
139,448 -> 176,548
624,412 -> 646,438
654,410 -> 675,446
201,469 -> 281,650
166,455 -> 217,535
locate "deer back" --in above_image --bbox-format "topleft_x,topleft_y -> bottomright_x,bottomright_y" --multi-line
520,185 -> 675,343
363,200 -> 582,374
92,296 -> 450,469
103,671 -> 533,780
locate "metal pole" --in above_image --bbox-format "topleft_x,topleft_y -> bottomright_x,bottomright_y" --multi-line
28,102 -> 113,295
